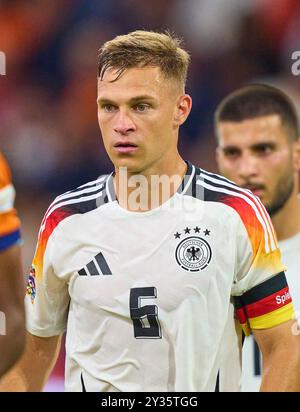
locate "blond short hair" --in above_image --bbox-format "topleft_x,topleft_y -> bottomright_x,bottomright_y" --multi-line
98,30 -> 190,90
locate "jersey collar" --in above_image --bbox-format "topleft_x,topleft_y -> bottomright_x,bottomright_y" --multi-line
105,160 -> 196,203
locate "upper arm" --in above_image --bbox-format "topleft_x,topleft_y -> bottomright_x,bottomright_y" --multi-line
253,319 -> 298,357
234,271 -> 294,336
231,194 -> 293,335
26,331 -> 62,362
252,320 -> 300,391
25,331 -> 62,383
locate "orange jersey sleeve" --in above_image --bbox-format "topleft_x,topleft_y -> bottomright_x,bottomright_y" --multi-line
0,153 -> 21,250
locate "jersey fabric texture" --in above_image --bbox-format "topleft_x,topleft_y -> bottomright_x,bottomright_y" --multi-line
25,162 -> 293,392
242,228 -> 300,391
0,152 -> 21,251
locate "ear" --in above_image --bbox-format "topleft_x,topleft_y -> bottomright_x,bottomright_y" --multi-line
293,138 -> 300,171
174,94 -> 192,126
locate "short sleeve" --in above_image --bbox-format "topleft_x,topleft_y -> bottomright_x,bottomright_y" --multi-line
25,204 -> 70,337
0,153 -> 21,250
230,195 -> 294,335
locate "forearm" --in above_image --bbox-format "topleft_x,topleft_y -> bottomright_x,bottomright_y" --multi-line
0,332 -> 62,392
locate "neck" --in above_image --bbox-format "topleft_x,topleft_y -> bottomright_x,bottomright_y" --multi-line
114,153 -> 187,212
271,191 -> 300,241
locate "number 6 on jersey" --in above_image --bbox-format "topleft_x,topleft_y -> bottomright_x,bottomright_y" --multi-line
129,287 -> 162,339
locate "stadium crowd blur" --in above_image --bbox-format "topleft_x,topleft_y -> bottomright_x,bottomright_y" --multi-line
0,0 -> 299,390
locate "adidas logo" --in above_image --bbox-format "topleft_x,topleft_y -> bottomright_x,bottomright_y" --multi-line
78,252 -> 112,276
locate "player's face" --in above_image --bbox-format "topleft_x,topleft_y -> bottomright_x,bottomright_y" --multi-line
97,66 -> 190,173
216,114 -> 298,216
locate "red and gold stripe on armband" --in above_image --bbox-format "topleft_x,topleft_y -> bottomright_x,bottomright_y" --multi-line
235,304 -> 251,336
234,271 -> 294,334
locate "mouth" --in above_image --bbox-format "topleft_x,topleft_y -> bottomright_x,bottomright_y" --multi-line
113,142 -> 138,153
243,185 -> 265,197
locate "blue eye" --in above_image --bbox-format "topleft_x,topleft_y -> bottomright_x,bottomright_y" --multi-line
103,104 -> 117,112
134,104 -> 150,112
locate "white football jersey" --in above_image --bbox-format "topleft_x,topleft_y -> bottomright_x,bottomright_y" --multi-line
242,229 -> 300,391
25,162 -> 292,392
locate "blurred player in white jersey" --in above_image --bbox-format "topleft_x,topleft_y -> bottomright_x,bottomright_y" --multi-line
215,84 -> 300,391
2,32 -> 300,392
0,153 -> 25,377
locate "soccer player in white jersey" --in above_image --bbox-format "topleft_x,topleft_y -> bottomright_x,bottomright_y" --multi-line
0,153 -> 25,377
215,84 -> 300,391
2,32 -> 300,392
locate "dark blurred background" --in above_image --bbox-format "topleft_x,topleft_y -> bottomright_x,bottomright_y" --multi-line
0,0 -> 299,390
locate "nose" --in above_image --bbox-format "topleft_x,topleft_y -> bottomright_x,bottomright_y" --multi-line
113,109 -> 136,135
238,154 -> 259,180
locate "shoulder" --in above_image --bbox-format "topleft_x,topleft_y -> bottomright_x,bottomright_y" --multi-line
188,164 -> 266,219
187,164 -> 276,253
39,173 -> 113,237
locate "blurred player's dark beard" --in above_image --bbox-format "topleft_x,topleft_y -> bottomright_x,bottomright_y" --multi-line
266,173 -> 294,217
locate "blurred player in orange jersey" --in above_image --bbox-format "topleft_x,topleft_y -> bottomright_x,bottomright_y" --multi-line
0,152 -> 25,377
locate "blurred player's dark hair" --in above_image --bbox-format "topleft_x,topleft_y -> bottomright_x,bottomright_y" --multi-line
215,84 -> 299,141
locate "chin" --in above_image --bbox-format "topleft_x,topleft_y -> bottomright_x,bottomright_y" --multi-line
112,157 -> 141,172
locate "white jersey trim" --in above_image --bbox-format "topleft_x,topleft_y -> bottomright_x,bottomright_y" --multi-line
196,179 -> 272,253
40,177 -> 108,234
54,176 -> 106,203
40,190 -> 105,235
52,183 -> 104,206
201,172 -> 277,250
181,164 -> 196,195
76,175 -> 107,190
105,173 -> 115,203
